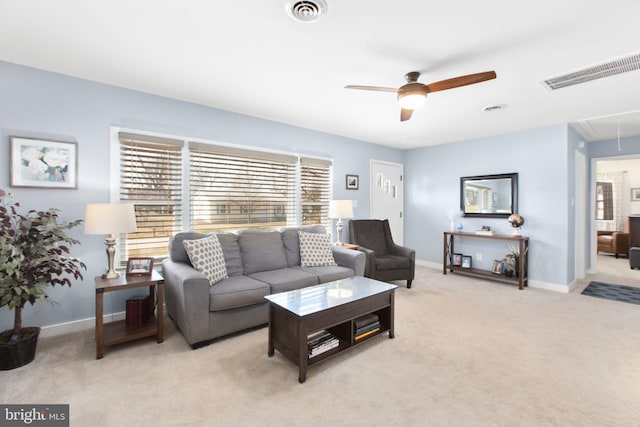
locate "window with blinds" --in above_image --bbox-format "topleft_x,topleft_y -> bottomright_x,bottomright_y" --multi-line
119,132 -> 183,261
300,157 -> 332,229
189,142 -> 298,233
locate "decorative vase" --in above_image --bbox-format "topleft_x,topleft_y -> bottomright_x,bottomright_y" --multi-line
0,327 -> 40,370
456,222 -> 463,231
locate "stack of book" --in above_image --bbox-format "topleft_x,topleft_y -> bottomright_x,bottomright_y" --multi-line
353,313 -> 380,341
307,330 -> 339,359
125,295 -> 152,326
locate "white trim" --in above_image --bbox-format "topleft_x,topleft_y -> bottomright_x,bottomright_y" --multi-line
40,311 -> 126,338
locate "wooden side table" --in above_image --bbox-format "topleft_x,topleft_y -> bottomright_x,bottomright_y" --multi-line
95,270 -> 164,359
337,243 -> 359,250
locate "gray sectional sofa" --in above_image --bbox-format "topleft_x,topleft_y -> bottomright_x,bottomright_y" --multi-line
162,225 -> 366,348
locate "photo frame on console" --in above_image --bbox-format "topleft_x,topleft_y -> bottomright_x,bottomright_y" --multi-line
461,255 -> 472,269
452,253 -> 463,266
491,260 -> 504,274
126,257 -> 154,277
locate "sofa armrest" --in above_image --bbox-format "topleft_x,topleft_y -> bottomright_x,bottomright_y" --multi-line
162,259 -> 211,346
331,246 -> 366,276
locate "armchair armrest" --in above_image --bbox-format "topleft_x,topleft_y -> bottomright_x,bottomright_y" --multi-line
612,232 -> 630,252
597,230 -> 614,237
354,246 -> 376,277
331,246 -> 366,276
162,259 -> 211,346
390,243 -> 416,276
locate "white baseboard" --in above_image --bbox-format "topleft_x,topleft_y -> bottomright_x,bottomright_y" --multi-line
40,311 -> 126,338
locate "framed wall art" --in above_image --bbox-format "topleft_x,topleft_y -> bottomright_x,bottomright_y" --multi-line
10,136 -> 78,189
346,174 -> 359,190
631,188 -> 640,201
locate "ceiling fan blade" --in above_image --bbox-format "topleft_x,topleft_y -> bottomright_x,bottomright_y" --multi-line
344,85 -> 398,93
400,108 -> 413,122
426,71 -> 497,93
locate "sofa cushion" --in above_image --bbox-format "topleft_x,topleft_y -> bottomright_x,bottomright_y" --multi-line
298,231 -> 337,268
169,231 -> 209,263
238,230 -> 288,274
281,225 -> 327,267
216,232 -> 243,276
209,276 -> 271,312
296,265 -> 354,283
183,235 -> 229,285
249,268 -> 318,294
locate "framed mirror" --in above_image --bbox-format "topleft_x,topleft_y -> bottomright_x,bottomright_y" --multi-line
460,173 -> 518,218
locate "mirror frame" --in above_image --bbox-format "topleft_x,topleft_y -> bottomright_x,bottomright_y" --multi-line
460,173 -> 518,218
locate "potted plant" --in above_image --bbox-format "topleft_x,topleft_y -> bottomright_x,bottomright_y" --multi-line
0,189 -> 86,370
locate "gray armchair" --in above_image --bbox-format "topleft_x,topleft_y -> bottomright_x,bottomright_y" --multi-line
348,219 -> 415,288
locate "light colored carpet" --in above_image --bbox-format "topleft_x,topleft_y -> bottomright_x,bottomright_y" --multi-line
2,260 -> 640,426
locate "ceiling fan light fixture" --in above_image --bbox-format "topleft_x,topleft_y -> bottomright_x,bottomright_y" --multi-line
398,93 -> 426,109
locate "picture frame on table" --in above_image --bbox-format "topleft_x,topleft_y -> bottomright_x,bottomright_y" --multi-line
346,174 -> 359,190
452,253 -> 463,267
491,260 -> 504,274
126,257 -> 154,277
10,136 -> 78,189
461,255 -> 472,269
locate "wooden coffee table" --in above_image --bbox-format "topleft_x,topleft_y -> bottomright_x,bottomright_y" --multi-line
265,276 -> 397,383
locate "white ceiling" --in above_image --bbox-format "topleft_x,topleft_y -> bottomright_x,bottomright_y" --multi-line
2,0 -> 640,150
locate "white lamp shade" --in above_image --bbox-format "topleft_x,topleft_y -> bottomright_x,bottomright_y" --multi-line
84,203 -> 137,235
329,200 -> 354,219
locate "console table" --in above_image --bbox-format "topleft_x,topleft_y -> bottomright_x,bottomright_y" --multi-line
443,231 -> 529,290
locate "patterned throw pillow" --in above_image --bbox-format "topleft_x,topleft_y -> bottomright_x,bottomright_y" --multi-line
183,235 -> 228,286
298,231 -> 337,268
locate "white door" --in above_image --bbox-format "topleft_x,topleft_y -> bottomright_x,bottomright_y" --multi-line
370,160 -> 404,244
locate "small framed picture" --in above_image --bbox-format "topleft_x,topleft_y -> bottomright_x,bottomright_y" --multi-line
461,255 -> 472,269
632,188 -> 640,201
452,253 -> 463,266
126,257 -> 154,277
346,174 -> 359,190
491,260 -> 504,275
10,136 -> 78,189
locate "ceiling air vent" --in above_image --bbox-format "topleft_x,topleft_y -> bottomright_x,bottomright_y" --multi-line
542,52 -> 640,90
285,0 -> 328,23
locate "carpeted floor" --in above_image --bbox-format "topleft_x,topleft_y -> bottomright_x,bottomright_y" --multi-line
582,281 -> 640,305
1,263 -> 640,426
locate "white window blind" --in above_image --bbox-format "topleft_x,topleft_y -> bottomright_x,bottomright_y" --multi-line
188,142 -> 298,233
300,157 -> 332,229
119,132 -> 183,261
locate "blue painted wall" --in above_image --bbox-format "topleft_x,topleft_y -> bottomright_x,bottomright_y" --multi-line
0,60 -> 402,331
403,125 -> 573,288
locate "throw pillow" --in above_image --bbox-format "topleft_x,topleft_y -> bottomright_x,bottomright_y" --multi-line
183,235 -> 228,285
298,231 -> 337,268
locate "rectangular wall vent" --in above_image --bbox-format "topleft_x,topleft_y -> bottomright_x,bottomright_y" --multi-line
543,52 -> 640,90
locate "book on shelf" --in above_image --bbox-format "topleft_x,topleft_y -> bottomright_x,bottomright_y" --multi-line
475,229 -> 496,236
307,330 -> 339,358
355,321 -> 381,336
125,295 -> 152,326
355,327 -> 380,341
353,313 -> 379,330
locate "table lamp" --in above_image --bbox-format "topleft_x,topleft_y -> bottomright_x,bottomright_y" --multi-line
85,203 -> 137,279
329,200 -> 353,245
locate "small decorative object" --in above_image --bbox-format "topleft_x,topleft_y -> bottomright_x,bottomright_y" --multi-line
0,189 -> 86,370
345,174 -> 359,190
452,253 -> 463,266
632,188 -> 640,201
491,260 -> 504,274
126,257 -> 154,277
461,255 -> 472,269
447,208 -> 464,232
503,256 -> 515,277
475,225 -> 495,236
10,136 -> 78,189
504,244 -> 526,276
507,213 -> 525,235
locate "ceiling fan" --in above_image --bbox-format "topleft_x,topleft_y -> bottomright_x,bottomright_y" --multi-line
345,70 -> 497,122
